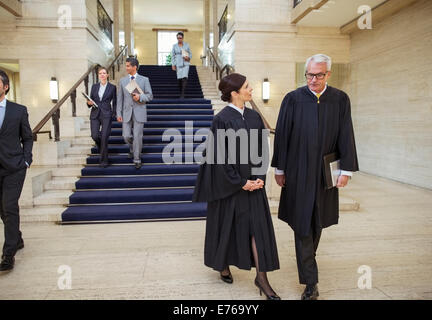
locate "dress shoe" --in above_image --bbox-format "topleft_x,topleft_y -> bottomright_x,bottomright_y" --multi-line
254,278 -> 281,300
17,239 -> 24,250
301,284 -> 319,300
134,162 -> 142,169
220,271 -> 233,284
0,256 -> 15,272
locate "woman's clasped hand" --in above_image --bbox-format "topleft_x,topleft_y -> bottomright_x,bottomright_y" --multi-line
242,179 -> 265,192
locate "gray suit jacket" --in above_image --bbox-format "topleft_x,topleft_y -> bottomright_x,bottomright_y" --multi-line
117,74 -> 153,123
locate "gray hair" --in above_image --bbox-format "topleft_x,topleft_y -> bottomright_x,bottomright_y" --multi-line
305,54 -> 332,71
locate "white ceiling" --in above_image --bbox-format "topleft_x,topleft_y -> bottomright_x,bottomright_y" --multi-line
133,0 -> 203,28
297,0 -> 388,27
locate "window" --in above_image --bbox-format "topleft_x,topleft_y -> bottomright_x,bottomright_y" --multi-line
218,5 -> 228,43
97,0 -> 113,42
158,31 -> 178,66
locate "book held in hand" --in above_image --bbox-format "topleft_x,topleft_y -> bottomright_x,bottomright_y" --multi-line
125,79 -> 144,96
323,152 -> 341,189
182,49 -> 189,58
82,92 -> 98,108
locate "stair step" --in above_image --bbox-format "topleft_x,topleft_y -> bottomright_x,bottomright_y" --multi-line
86,153 -> 202,164
106,135 -> 206,145
75,174 -> 197,190
65,146 -> 92,155
62,202 -> 207,223
45,177 -> 79,190
20,206 -> 64,222
81,163 -> 199,177
58,155 -> 87,165
91,143 -> 203,154
51,167 -> 82,177
34,191 -> 72,206
69,188 -> 195,205
77,129 -> 91,137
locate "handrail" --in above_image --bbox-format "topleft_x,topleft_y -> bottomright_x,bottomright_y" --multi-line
206,47 -> 275,134
249,100 -> 275,135
32,45 -> 128,141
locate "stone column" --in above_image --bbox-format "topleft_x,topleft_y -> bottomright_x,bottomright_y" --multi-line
113,0 -> 120,56
203,0 -> 210,65
212,0 -> 219,57
124,0 -> 134,56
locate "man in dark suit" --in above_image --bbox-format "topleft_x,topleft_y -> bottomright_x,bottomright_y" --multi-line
0,70 -> 33,272
87,67 -> 116,167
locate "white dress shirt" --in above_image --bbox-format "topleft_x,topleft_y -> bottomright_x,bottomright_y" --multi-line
274,84 -> 352,177
228,103 -> 245,118
0,98 -> 29,168
98,82 -> 108,100
0,96 -> 6,129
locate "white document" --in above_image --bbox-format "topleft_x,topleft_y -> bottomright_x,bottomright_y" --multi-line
125,79 -> 144,96
82,92 -> 98,108
182,49 -> 189,58
330,159 -> 341,187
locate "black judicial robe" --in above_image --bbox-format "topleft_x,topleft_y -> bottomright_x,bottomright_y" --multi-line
193,106 -> 280,272
271,86 -> 359,237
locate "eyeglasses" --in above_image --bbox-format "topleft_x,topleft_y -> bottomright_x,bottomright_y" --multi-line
305,72 -> 328,80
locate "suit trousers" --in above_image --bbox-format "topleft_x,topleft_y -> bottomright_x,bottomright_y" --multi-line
0,168 -> 26,257
294,205 -> 322,285
122,112 -> 144,163
91,116 -> 112,164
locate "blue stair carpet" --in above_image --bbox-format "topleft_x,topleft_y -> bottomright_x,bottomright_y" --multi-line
61,65 -> 211,224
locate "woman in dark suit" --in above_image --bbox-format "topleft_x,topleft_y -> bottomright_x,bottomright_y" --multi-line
87,67 -> 116,168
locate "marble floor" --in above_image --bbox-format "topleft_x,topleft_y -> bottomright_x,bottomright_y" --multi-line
0,173 -> 431,300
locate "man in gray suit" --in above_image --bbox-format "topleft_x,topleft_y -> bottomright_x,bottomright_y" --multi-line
117,57 -> 153,169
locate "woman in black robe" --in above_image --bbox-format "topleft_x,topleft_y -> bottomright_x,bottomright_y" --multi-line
193,73 -> 280,300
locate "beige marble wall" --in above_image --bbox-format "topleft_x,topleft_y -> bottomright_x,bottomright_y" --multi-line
344,0 -> 432,189
230,0 -> 350,130
0,0 -> 117,129
134,28 -> 203,66
134,29 -> 157,65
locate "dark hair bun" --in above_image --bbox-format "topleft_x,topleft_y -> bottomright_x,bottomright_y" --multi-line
218,73 -> 246,103
221,93 -> 232,102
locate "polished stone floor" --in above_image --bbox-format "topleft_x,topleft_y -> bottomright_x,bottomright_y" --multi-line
0,173 -> 431,300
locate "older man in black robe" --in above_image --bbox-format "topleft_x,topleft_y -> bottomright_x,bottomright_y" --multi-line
271,54 -> 359,300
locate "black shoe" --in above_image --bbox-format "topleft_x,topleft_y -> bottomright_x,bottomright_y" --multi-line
254,278 -> 281,300
0,256 -> 15,272
128,152 -> 133,159
134,162 -> 142,169
17,239 -> 24,250
301,284 -> 319,300
220,271 -> 233,284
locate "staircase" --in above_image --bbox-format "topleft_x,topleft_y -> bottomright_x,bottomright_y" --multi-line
61,65 -> 212,223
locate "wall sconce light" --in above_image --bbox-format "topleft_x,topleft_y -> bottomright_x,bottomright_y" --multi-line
262,78 -> 270,103
50,77 -> 59,103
